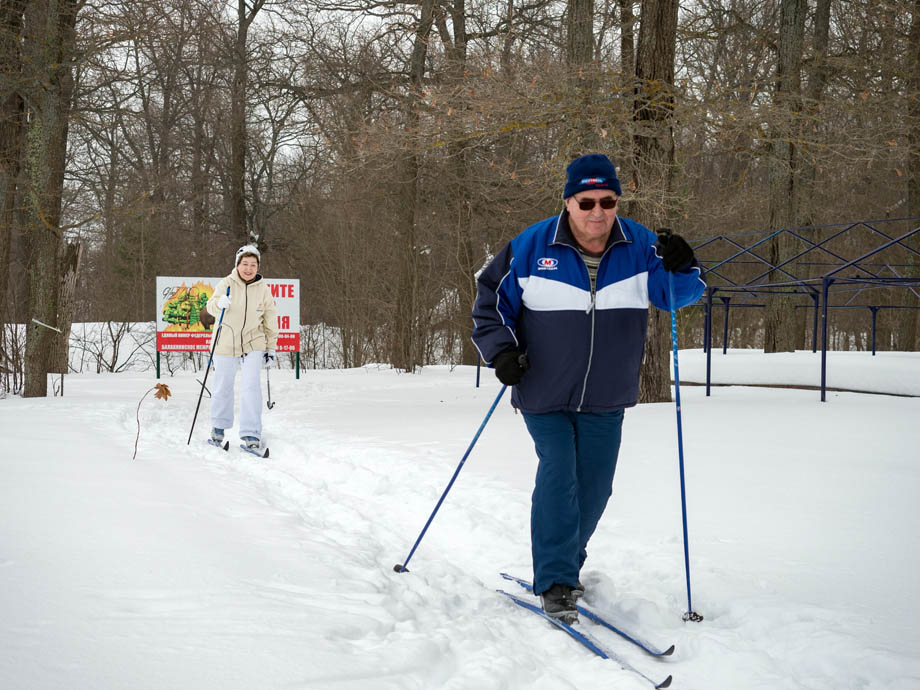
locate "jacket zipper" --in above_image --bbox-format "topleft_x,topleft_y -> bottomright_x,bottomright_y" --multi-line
575,241 -> 616,411
577,283 -> 597,412
557,215 -> 625,412
239,283 -> 249,356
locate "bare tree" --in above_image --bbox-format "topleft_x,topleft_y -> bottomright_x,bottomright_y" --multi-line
229,0 -> 267,244
55,239 -> 81,372
630,0 -> 679,403
389,0 -> 436,372
763,0 -> 806,354
568,0 -> 594,65
0,0 -> 27,353
22,0 -> 83,397
902,0 -> 920,349
9,0 -> 915,374
616,0 -> 636,187
798,0 -> 832,229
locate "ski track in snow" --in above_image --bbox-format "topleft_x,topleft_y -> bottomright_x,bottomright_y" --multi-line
125,372 -> 680,689
2,360 -> 920,690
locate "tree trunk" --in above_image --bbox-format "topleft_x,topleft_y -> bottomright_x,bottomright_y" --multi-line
391,0 -> 435,372
230,0 -> 265,244
632,0 -> 679,404
764,0 -> 806,354
0,0 -> 27,335
619,0 -> 635,79
438,0 -> 479,366
191,110 -> 207,236
24,112 -> 63,397
55,239 -> 81,373
901,0 -> 920,350
230,1 -> 250,243
799,0 -> 831,229
22,0 -> 79,398
567,0 -> 597,151
392,149 -> 421,371
499,0 -> 514,73
567,0 -> 594,66
617,0 -> 636,189
793,0 -> 831,352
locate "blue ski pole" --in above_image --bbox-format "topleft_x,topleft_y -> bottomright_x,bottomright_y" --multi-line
669,272 -> 703,622
187,287 -> 230,445
394,385 -> 508,573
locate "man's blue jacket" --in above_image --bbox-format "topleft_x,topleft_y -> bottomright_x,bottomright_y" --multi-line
472,212 -> 706,414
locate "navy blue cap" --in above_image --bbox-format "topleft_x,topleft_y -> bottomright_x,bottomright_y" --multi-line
563,154 -> 622,199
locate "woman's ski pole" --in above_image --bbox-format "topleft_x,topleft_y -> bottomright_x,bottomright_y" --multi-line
187,287 -> 230,445
394,385 -> 507,573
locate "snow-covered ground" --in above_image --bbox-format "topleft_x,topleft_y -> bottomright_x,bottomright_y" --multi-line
2,351 -> 919,689
681,348 -> 920,396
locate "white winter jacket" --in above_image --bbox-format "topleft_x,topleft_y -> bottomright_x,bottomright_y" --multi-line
206,269 -> 279,357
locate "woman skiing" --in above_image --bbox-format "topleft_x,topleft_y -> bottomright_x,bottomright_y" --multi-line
205,244 -> 278,456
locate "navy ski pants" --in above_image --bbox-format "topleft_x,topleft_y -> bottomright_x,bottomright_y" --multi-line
522,409 -> 624,596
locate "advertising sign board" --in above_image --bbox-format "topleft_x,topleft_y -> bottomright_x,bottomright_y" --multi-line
155,276 -> 300,353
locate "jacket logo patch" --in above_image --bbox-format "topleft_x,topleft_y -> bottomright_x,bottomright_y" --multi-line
537,257 -> 558,270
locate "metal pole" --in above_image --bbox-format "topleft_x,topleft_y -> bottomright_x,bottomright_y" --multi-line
187,287 -> 230,444
394,385 -> 507,573
870,307 -> 879,356
820,278 -> 831,402
811,293 -> 819,353
702,292 -> 710,354
705,287 -> 714,397
669,274 -> 703,622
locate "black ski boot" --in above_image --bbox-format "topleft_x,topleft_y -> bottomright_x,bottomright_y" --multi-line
540,584 -> 578,623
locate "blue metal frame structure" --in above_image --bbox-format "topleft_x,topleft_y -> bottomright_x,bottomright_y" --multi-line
692,218 -> 920,401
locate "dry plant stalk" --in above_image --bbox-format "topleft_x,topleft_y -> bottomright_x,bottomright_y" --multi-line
133,383 -> 171,460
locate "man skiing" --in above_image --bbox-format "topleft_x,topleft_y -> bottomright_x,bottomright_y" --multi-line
472,153 -> 706,621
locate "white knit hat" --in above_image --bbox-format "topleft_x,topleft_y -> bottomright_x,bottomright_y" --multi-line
235,244 -> 261,267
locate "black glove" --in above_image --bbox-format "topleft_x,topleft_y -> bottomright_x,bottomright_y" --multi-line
656,230 -> 695,272
493,350 -> 530,386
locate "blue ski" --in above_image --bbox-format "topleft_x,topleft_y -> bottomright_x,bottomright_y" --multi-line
500,572 -> 675,657
498,589 -> 672,689
206,438 -> 229,451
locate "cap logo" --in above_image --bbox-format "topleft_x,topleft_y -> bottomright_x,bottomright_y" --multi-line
579,177 -> 606,185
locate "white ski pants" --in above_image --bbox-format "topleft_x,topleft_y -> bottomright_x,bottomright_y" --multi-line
209,351 -> 264,440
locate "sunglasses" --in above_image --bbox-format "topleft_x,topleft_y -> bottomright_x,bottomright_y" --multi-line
574,196 -> 618,211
